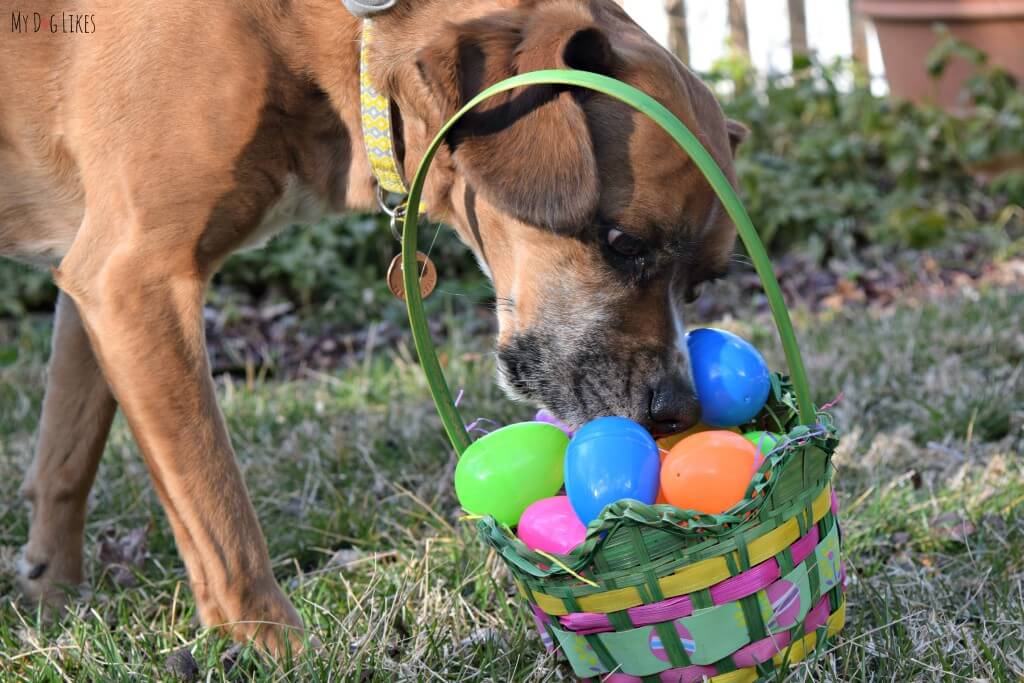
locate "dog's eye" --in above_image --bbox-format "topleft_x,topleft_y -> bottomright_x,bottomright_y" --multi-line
685,283 -> 704,304
607,228 -> 645,258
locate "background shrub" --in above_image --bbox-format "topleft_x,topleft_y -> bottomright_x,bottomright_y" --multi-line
2,41 -> 1020,325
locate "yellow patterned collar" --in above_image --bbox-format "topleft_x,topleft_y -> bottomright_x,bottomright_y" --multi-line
359,21 -> 410,198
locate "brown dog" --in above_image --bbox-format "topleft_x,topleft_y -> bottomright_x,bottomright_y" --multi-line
0,0 -> 744,654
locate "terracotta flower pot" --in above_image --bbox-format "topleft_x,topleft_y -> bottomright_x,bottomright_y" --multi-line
856,0 -> 1024,107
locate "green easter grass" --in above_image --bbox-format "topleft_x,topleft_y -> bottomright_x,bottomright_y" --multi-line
1,285 -> 1022,681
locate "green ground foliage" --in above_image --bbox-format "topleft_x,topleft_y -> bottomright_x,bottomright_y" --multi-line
1,287 -> 1022,681
712,36 -> 1023,259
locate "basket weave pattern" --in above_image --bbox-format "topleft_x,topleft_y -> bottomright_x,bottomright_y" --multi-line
480,380 -> 844,682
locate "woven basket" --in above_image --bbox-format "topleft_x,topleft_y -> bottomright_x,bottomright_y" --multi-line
394,70 -> 845,681
481,379 -> 843,682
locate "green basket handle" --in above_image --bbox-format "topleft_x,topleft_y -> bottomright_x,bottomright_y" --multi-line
401,69 -> 816,455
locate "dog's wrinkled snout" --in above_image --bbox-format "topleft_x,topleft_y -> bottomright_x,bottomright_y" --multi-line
646,375 -> 701,437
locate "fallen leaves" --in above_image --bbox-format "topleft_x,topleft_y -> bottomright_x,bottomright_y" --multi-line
219,643 -> 244,677
929,512 -> 978,544
97,525 -> 149,588
165,648 -> 199,682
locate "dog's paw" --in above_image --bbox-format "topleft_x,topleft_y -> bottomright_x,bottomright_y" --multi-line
16,545 -> 85,610
209,579 -> 308,659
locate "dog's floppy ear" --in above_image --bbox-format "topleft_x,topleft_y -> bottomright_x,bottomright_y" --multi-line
726,119 -> 748,155
416,10 -> 618,231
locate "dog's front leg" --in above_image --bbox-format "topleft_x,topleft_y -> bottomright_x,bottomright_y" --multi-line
19,292 -> 117,604
54,228 -> 303,655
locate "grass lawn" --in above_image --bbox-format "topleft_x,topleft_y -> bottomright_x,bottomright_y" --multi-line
1,285 -> 1022,681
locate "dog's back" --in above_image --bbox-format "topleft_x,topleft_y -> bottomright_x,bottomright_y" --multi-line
0,0 -> 306,267
0,3 -> 86,265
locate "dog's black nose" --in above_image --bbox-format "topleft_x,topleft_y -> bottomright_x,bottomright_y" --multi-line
647,377 -> 701,437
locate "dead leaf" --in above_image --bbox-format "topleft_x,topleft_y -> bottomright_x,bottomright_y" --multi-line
97,525 -> 149,588
980,454 -> 1009,503
259,301 -> 294,322
326,548 -> 365,570
165,648 -> 200,682
930,512 -> 977,544
220,643 -> 244,676
890,531 -> 911,548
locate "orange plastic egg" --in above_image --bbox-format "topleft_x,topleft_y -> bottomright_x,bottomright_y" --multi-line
660,431 -> 758,514
657,424 -> 741,452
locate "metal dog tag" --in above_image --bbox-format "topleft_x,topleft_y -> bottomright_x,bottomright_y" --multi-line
387,252 -> 437,301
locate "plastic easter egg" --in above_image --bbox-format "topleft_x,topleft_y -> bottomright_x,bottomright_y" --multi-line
657,424 -> 741,451
655,449 -> 671,504
660,431 -> 758,514
687,328 -> 771,428
565,417 -> 660,525
455,422 -> 569,526
744,431 -> 783,470
517,496 -> 587,555
659,425 -> 743,500
535,409 -> 574,438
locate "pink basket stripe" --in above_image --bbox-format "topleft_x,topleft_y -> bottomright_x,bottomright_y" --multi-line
531,605 -> 557,653
604,665 -> 718,683
560,525 -> 822,634
603,595 -> 836,683
731,595 -> 831,667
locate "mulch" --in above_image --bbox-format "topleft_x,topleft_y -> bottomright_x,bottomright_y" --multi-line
203,246 -> 1024,378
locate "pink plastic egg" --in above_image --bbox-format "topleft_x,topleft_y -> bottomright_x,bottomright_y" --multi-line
517,496 -> 587,556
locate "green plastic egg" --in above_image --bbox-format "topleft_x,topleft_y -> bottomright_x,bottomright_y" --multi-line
454,422 -> 570,526
743,431 -> 783,469
744,431 -> 783,452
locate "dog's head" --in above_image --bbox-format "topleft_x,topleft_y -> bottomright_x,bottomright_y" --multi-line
412,1 -> 744,434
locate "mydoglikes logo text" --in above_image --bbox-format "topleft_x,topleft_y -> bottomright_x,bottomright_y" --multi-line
11,11 -> 96,34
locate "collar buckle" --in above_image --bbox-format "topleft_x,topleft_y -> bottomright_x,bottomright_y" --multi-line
376,185 -> 409,242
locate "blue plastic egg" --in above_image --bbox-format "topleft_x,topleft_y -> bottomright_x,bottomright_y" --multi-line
687,328 -> 771,428
564,417 -> 661,525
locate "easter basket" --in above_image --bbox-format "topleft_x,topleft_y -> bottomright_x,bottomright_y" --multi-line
397,71 -> 845,682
